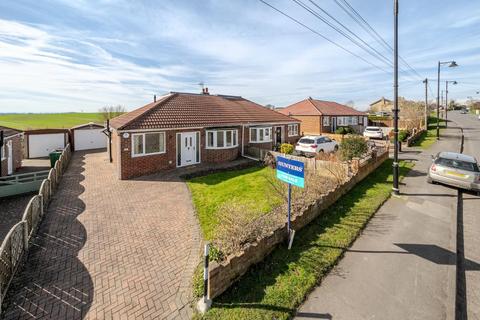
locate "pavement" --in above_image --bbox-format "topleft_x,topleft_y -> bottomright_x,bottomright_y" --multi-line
1,150 -> 201,320
296,110 -> 480,320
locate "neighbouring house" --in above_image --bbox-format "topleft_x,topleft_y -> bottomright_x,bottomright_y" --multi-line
0,126 -> 22,176
278,97 -> 368,135
369,97 -> 393,113
109,91 -> 300,179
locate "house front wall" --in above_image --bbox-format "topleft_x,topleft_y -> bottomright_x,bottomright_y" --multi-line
289,115 -> 321,135
1,135 -> 22,176
113,123 -> 300,179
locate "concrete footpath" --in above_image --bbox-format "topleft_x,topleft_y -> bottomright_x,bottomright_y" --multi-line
296,124 -> 468,320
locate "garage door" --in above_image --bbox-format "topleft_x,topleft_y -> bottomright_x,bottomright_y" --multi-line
74,128 -> 107,151
29,133 -> 65,158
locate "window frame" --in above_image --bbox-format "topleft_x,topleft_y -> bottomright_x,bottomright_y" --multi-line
205,129 -> 238,150
0,143 -> 5,160
131,132 -> 166,157
287,124 -> 299,137
323,116 -> 330,126
249,127 -> 272,143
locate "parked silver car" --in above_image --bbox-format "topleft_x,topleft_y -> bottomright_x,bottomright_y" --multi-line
427,152 -> 480,192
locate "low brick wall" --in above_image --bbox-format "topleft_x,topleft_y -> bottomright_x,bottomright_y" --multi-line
208,150 -> 389,299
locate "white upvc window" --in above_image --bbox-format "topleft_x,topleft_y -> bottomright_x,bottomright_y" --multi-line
288,124 -> 299,137
250,127 -> 272,143
358,116 -> 363,124
337,117 -> 344,126
337,116 -> 357,126
323,116 -> 330,126
132,132 -> 166,157
206,129 -> 238,149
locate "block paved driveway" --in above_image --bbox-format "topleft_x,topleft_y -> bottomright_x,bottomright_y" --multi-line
2,150 -> 201,319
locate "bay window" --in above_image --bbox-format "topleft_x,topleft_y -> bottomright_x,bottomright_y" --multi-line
132,132 -> 165,157
206,129 -> 238,149
250,127 -> 272,143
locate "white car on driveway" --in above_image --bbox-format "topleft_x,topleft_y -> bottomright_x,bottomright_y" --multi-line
295,135 -> 338,157
363,126 -> 384,139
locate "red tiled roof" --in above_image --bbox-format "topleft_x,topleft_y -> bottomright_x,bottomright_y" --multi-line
110,92 -> 298,130
279,98 -> 366,116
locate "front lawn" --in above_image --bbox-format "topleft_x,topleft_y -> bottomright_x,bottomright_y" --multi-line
187,166 -> 282,240
197,159 -> 414,320
412,115 -> 445,149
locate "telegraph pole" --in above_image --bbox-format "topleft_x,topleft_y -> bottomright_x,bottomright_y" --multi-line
445,82 -> 448,128
392,0 -> 399,195
423,78 -> 428,130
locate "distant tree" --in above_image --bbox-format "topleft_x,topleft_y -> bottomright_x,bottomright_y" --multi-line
398,97 -> 424,131
265,104 -> 276,110
99,105 -> 126,121
344,100 -> 355,108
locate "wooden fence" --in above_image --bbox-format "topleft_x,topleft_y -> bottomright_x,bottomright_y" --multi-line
0,144 -> 71,313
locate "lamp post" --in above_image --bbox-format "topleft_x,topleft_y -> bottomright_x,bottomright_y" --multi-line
423,79 -> 428,130
436,60 -> 458,139
445,80 -> 457,127
392,0 -> 399,195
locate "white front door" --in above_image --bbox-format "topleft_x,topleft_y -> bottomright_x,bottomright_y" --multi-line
180,132 -> 197,166
7,140 -> 13,175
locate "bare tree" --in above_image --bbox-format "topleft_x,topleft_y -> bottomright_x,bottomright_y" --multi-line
398,97 -> 424,131
99,105 -> 126,121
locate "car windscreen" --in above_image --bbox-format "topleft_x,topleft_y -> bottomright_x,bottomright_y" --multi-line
435,157 -> 479,172
299,138 -> 315,144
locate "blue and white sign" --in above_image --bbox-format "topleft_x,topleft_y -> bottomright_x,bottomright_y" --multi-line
276,156 -> 305,188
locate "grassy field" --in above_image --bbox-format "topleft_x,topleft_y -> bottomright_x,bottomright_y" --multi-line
196,159 -> 414,320
187,166 -> 282,240
412,115 -> 445,149
0,113 -> 104,130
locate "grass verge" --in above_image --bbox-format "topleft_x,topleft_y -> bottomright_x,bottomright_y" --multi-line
412,115 -> 445,149
187,166 -> 282,240
196,159 -> 414,320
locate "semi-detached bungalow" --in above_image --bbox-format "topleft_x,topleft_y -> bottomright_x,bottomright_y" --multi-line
109,91 -> 300,179
279,97 -> 368,135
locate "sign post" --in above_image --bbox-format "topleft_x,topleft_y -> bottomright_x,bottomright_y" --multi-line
276,156 -> 305,249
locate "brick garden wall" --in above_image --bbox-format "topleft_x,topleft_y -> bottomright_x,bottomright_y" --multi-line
208,150 -> 389,299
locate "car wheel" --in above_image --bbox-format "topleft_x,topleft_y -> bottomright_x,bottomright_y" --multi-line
319,149 -> 324,153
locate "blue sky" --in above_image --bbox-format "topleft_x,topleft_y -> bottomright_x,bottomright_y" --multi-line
0,0 -> 479,113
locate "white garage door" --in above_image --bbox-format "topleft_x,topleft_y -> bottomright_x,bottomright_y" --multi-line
29,133 -> 65,158
74,128 -> 107,151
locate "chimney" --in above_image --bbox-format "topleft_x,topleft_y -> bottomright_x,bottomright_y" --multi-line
203,87 -> 209,95
154,94 -> 157,102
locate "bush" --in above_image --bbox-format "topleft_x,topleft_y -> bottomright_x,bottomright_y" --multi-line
390,130 -> 410,142
398,130 -> 410,142
339,136 -> 368,160
335,126 -> 353,135
280,143 -> 294,155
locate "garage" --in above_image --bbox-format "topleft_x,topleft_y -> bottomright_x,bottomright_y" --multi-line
25,129 -> 69,158
72,123 -> 107,151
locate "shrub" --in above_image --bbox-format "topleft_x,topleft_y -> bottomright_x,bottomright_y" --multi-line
335,126 -> 353,134
389,130 -> 410,142
280,143 -> 294,155
340,136 -> 368,160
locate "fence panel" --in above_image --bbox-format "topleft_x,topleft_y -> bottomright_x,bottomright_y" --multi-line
39,179 -> 51,209
0,222 -> 25,303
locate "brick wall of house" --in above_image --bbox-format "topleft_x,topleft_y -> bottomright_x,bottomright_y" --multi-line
1,135 -> 22,176
116,123 -> 299,179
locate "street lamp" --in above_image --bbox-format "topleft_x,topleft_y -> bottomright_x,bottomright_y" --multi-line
445,80 -> 457,127
436,60 -> 458,139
